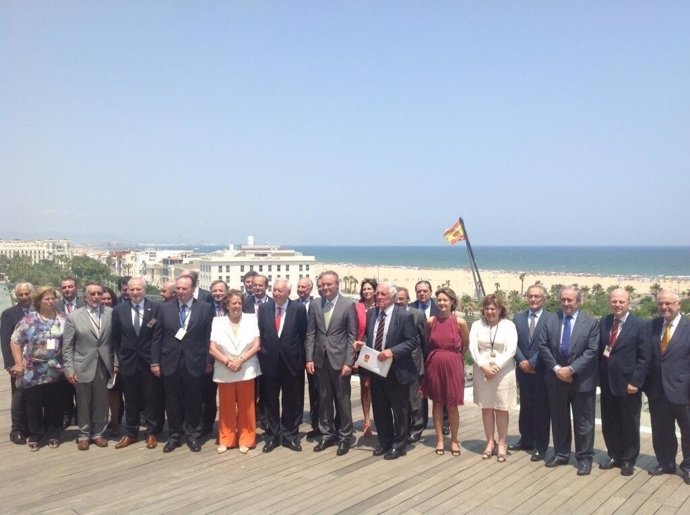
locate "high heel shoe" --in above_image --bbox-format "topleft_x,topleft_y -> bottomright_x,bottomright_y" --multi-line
481,440 -> 497,459
497,444 -> 508,463
451,444 -> 461,457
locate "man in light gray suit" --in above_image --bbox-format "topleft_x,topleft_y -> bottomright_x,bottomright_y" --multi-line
63,281 -> 115,450
305,271 -> 357,456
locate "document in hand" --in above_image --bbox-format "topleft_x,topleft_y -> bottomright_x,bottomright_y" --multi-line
356,346 -> 392,378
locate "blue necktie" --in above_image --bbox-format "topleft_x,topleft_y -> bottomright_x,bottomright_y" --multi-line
560,315 -> 572,361
179,304 -> 188,328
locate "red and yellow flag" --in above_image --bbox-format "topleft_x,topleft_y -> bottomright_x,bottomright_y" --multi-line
443,220 -> 465,245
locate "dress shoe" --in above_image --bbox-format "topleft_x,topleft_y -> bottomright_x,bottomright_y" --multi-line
163,440 -> 181,453
146,434 -> 158,449
313,439 -> 336,452
599,458 -> 622,470
508,441 -> 533,452
306,428 -> 321,441
77,439 -> 90,451
384,448 -> 407,460
373,445 -> 391,457
648,465 -> 675,476
621,462 -> 635,476
239,445 -> 250,454
10,432 -> 27,445
217,444 -> 228,454
577,461 -> 592,476
114,436 -> 136,449
263,438 -> 281,453
407,433 -> 422,444
545,457 -> 569,468
531,450 -> 545,462
442,423 -> 450,436
188,440 -> 202,452
683,471 -> 690,485
283,440 -> 302,452
91,436 -> 109,448
336,440 -> 351,456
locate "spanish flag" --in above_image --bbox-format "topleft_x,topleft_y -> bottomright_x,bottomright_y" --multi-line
443,220 -> 465,245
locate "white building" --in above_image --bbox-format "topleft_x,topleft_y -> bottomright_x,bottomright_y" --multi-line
198,241 -> 317,293
0,239 -> 72,264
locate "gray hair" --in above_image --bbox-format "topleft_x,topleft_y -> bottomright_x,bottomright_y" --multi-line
15,282 -> 33,294
379,282 -> 397,300
560,285 -> 583,303
273,278 -> 292,292
657,289 -> 680,302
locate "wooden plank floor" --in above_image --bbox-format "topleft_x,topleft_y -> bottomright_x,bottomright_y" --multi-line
2,376 -> 690,514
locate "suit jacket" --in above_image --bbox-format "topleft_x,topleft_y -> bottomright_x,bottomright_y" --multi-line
598,313 -> 651,396
645,316 -> 690,405
409,299 -> 440,318
1,304 -> 29,368
408,307 -> 428,376
151,298 -> 214,377
514,309 -> 555,369
305,295 -> 357,370
243,294 -> 274,314
538,309 -> 600,392
63,306 -> 114,382
257,300 -> 308,377
363,305 -> 418,384
196,288 -> 213,304
111,298 -> 161,376
55,297 -> 85,315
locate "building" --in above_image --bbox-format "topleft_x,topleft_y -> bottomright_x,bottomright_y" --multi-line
0,239 -> 72,264
198,241 -> 316,293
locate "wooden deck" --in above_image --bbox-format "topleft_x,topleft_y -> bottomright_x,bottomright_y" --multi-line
2,376 -> 690,515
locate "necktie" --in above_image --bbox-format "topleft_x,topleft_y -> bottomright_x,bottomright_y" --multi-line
609,318 -> 621,348
255,300 -> 261,313
275,307 -> 282,333
528,313 -> 537,339
660,322 -> 673,354
215,304 -> 224,317
374,311 -> 387,351
66,302 -> 73,314
179,304 -> 188,328
560,315 -> 572,361
324,301 -> 333,329
133,304 -> 141,336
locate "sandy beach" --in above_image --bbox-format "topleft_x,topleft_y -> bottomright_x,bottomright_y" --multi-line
314,263 -> 690,298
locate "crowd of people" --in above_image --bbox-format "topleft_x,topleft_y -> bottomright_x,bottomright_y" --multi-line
1,270 -> 689,482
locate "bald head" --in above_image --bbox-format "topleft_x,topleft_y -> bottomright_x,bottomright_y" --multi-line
609,288 -> 630,318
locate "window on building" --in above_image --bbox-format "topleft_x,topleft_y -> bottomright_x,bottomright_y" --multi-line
218,265 -> 222,272
250,265 -> 254,271
226,265 -> 230,272
241,265 -> 245,272
277,265 -> 281,272
259,265 -> 263,272
306,264 -> 310,271
285,265 -> 290,271
268,275 -> 272,282
268,265 -> 272,271
299,264 -> 303,271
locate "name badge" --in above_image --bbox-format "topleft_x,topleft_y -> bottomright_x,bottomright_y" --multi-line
175,328 -> 187,341
603,345 -> 611,358
46,338 -> 57,350
147,318 -> 157,328
490,350 -> 496,358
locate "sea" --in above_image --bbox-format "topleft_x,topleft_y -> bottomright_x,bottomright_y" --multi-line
162,245 -> 690,278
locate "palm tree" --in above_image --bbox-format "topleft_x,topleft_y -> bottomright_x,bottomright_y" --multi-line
519,273 -> 526,294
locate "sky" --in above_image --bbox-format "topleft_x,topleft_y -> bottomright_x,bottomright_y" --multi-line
1,1 -> 689,247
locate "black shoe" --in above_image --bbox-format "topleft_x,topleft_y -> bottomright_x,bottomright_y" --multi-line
313,439 -> 336,452
336,440 -> 351,456
442,424 -> 450,436
577,462 -> 592,476
683,471 -> 690,485
599,458 -> 622,470
306,428 -> 321,441
545,457 -> 569,468
530,450 -> 545,462
407,433 -> 422,444
163,440 -> 181,453
282,440 -> 302,452
263,438 -> 281,453
384,447 -> 407,460
187,440 -> 202,452
508,441 -> 534,452
10,432 -> 27,445
621,462 -> 634,476
373,445 -> 391,457
648,465 -> 675,476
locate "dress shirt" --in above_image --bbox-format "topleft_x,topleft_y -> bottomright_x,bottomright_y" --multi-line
661,313 -> 682,341
372,304 -> 394,350
275,301 -> 288,337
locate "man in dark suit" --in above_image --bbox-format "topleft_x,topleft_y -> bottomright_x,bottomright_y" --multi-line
257,279 -> 308,452
184,269 -> 213,304
305,270 -> 358,456
510,284 -> 553,461
151,275 -> 214,453
1,282 -> 33,444
117,276 -> 132,304
355,283 -> 418,459
111,277 -> 164,450
394,286 -> 429,443
598,288 -> 651,476
539,285 -> 600,476
243,274 -> 273,314
296,277 -> 321,439
645,290 -> 690,482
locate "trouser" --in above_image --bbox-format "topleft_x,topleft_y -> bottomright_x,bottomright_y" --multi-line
24,382 -> 62,442
262,358 -> 303,444
547,377 -> 595,463
371,374 -> 410,450
163,366 -> 203,443
121,368 -> 164,438
201,370 -> 218,432
10,376 -> 27,436
649,393 -> 690,472
316,365 -> 352,442
600,385 -> 641,463
74,359 -> 110,441
408,375 -> 426,437
218,380 -> 256,448
516,367 -> 550,452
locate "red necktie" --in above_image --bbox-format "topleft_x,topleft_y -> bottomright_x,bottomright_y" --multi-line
275,307 -> 282,333
609,318 -> 621,348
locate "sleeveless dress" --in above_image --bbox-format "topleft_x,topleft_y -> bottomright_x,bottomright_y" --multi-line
422,314 -> 465,406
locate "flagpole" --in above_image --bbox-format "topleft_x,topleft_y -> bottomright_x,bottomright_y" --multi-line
458,217 -> 486,300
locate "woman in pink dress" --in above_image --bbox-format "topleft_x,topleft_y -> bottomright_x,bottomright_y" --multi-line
422,287 -> 469,456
